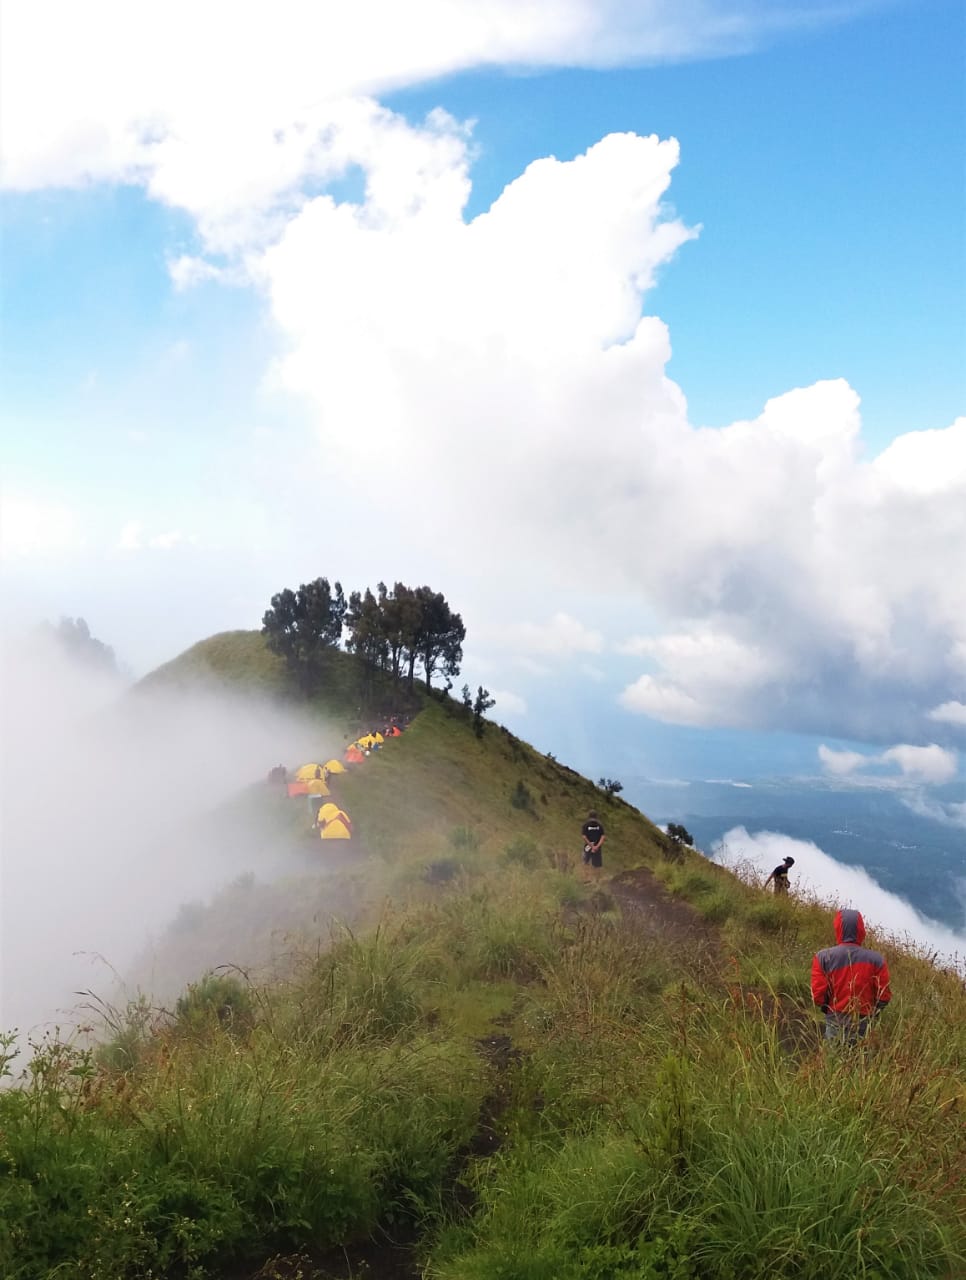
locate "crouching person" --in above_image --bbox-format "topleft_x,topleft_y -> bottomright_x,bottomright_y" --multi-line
811,908 -> 891,1044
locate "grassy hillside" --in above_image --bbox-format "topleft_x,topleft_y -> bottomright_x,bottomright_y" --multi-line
138,629 -> 424,722
138,630 -> 294,695
121,681 -> 672,998
135,629 -> 666,868
2,636 -> 964,1280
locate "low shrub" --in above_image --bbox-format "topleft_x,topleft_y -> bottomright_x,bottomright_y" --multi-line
746,898 -> 788,933
424,857 -> 462,883
175,971 -> 254,1034
93,995 -> 159,1072
696,889 -> 734,924
295,926 -> 426,1043
549,872 -> 583,907
453,885 -> 557,981
448,825 -> 481,852
503,835 -> 541,869
510,780 -> 536,813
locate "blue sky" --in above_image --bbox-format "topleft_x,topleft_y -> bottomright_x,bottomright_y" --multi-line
1,0 -> 964,790
390,1 -> 965,445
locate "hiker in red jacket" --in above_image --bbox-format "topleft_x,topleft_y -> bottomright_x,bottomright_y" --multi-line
811,908 -> 891,1043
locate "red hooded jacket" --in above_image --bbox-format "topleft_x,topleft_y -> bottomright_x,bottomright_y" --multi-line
811,909 -> 891,1017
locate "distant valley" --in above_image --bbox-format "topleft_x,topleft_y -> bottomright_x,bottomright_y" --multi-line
626,777 -> 966,932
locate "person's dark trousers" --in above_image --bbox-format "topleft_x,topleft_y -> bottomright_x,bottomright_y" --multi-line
824,1011 -> 870,1044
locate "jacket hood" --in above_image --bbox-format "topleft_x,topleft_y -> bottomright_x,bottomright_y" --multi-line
834,909 -> 865,945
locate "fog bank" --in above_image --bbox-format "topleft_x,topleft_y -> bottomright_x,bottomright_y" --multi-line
0,631 -> 338,1037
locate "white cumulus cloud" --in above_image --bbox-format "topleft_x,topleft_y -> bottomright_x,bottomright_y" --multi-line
1,0 -> 880,227
196,120 -> 966,742
901,792 -> 966,831
881,743 -> 957,785
817,745 -> 867,776
620,675 -> 708,725
928,701 -> 966,727
506,613 -> 605,657
489,688 -> 528,717
818,742 -> 959,785
618,629 -> 789,726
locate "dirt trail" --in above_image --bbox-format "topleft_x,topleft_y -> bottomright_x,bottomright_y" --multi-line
608,865 -> 818,1055
607,865 -> 719,951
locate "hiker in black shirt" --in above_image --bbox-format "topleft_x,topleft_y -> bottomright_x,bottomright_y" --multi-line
764,855 -> 795,896
581,811 -> 605,882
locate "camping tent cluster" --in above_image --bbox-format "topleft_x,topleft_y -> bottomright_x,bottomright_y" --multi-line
344,723 -> 400,763
286,760 -> 345,798
269,721 -> 406,843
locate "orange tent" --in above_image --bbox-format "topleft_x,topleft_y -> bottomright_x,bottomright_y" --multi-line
286,781 -> 310,797
344,745 -> 365,764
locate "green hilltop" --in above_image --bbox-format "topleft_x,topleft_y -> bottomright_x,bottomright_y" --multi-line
138,628 -> 295,695
2,631 -> 964,1280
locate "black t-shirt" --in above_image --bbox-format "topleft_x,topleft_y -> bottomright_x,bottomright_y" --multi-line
582,820 -> 604,847
771,863 -> 789,881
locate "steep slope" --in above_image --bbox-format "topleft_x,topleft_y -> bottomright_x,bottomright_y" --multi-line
332,699 -> 668,870
125,639 -> 674,993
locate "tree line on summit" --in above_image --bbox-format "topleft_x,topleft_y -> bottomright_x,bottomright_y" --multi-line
262,578 -> 467,698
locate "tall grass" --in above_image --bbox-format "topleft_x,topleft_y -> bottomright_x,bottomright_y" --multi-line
0,931 -> 488,1279
430,998 -> 963,1280
423,863 -> 965,1280
3,731 -> 964,1279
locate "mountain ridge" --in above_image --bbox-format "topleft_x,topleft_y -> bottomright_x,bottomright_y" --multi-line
2,629 -> 963,1279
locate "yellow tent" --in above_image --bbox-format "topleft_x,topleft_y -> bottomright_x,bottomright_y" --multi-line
322,815 -> 352,840
295,763 -> 327,782
373,732 -> 385,744
317,801 -> 352,840
356,734 -> 376,750
305,777 -> 330,796
323,758 -> 346,774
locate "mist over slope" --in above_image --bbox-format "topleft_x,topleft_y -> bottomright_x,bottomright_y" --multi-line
2,626 -> 666,1037
0,630 -> 341,1036
125,636 -> 673,1002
